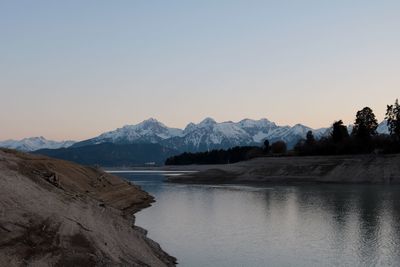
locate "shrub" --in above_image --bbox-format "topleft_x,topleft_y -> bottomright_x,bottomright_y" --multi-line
271,141 -> 287,154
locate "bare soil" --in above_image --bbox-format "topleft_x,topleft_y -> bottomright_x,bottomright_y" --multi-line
0,148 -> 176,266
167,154 -> 400,185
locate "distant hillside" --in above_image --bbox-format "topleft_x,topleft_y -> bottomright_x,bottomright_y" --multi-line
33,143 -> 180,167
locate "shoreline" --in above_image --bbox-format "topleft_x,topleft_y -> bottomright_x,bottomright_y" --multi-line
166,154 -> 400,185
0,148 -> 176,266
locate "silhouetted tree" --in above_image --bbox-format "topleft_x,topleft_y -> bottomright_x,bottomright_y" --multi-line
271,141 -> 287,154
263,139 -> 270,153
331,120 -> 349,143
386,99 -> 400,140
305,131 -> 315,146
294,131 -> 318,155
351,107 -> 378,139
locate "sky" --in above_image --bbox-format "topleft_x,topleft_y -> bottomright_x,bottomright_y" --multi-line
1,0 -> 400,141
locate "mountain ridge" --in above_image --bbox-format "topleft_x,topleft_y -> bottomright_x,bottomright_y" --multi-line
1,118 -> 390,153
0,137 -> 75,152
72,117 -> 331,151
33,142 -> 179,166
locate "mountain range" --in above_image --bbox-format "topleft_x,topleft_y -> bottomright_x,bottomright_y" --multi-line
0,118 -> 390,166
72,118 -> 389,151
1,118 -> 390,152
72,117 -> 330,152
0,136 -> 75,152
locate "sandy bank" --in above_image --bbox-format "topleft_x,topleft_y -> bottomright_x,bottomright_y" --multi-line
0,148 -> 176,266
167,154 -> 400,185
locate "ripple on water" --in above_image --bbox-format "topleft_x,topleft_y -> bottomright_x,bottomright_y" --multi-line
116,172 -> 400,267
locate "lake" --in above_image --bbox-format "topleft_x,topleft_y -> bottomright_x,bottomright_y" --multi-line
112,171 -> 400,267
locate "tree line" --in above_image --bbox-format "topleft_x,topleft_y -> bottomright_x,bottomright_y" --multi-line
165,138 -> 291,165
295,99 -> 400,155
165,146 -> 264,165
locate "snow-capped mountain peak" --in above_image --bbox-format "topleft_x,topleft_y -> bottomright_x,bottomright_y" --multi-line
138,118 -> 165,128
238,118 -> 274,128
290,124 -> 311,134
183,122 -> 196,133
377,120 -> 389,134
87,118 -> 183,145
198,117 -> 217,127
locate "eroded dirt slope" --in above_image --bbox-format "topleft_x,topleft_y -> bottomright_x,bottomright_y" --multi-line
0,148 -> 176,266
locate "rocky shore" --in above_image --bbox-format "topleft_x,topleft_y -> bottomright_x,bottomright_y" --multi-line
0,148 -> 176,266
167,154 -> 400,185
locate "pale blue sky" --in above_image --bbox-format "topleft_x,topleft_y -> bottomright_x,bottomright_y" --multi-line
1,1 -> 399,140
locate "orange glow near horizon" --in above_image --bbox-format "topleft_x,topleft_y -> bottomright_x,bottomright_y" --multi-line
1,1 -> 399,141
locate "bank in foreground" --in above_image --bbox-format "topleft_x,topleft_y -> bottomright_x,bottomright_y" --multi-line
0,148 -> 176,266
167,154 -> 400,184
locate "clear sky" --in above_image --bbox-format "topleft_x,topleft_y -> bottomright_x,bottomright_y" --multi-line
1,0 -> 399,141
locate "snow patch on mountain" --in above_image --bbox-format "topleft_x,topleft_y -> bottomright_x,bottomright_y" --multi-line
253,132 -> 269,143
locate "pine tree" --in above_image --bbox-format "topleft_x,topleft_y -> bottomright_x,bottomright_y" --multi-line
386,99 -> 400,140
305,130 -> 315,146
351,107 -> 378,139
331,120 -> 349,143
263,139 -> 270,153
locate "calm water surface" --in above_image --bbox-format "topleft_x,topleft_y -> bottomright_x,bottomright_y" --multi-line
113,171 -> 400,267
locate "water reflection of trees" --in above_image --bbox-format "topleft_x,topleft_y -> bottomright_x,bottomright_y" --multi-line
260,185 -> 400,265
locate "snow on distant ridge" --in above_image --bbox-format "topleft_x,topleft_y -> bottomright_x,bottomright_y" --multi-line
0,136 -> 75,152
88,118 -> 183,145
11,118 -> 390,153
76,117 -> 332,151
322,120 -> 389,137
